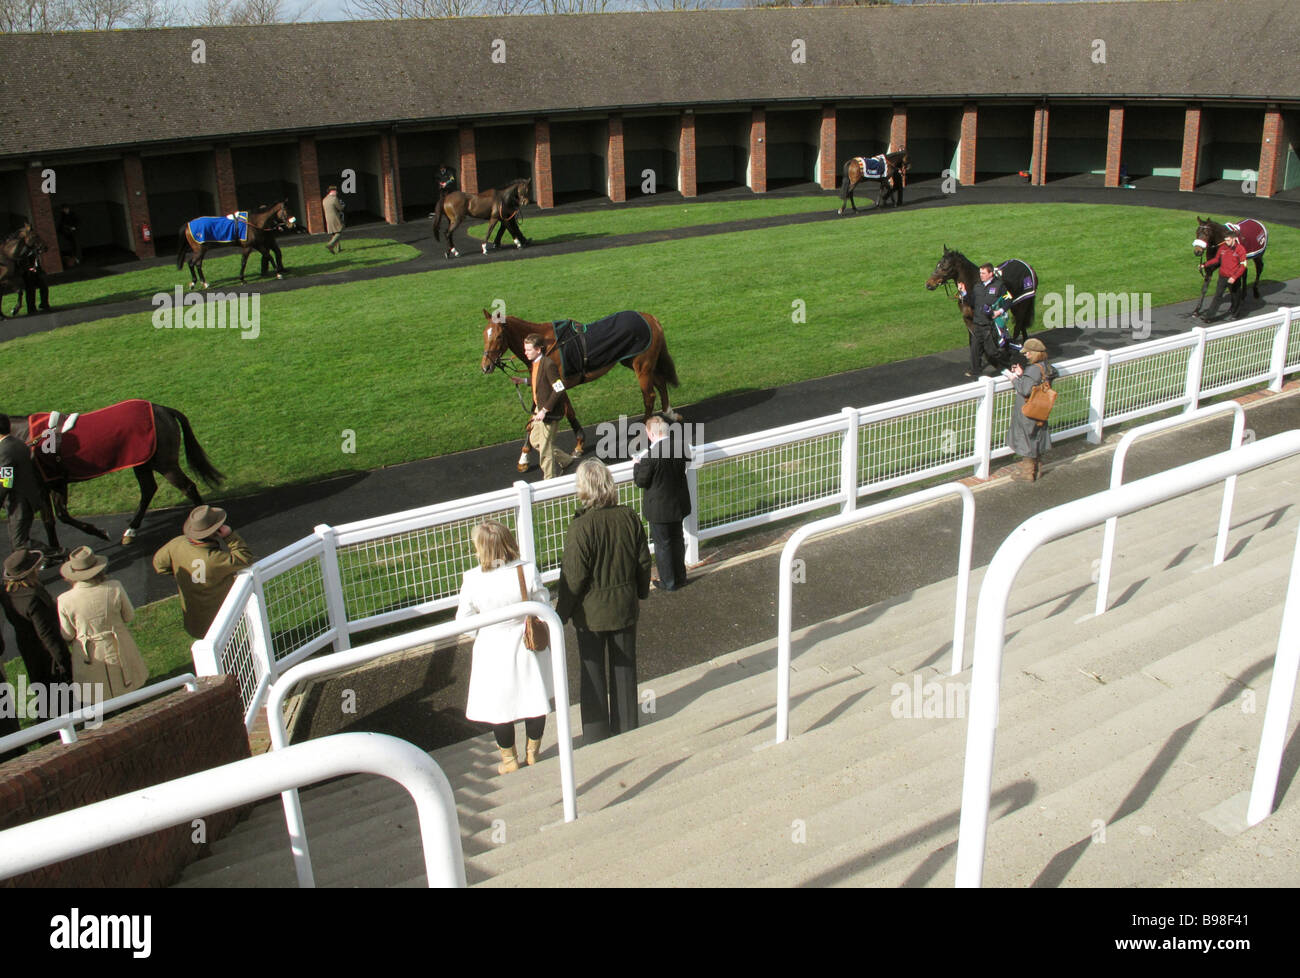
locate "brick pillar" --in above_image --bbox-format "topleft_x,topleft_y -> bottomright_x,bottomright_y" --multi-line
458,125 -> 478,195
1257,106 -> 1285,199
1105,104 -> 1125,188
608,113 -> 626,202
533,118 -> 554,210
25,167 -> 62,274
1180,105 -> 1203,192
214,144 -> 238,216
1030,104 -> 1049,185
122,152 -> 155,259
379,131 -> 401,224
679,113 -> 697,198
959,102 -> 978,186
819,105 -> 837,189
749,108 -> 767,194
297,135 -> 324,234
889,104 -> 908,154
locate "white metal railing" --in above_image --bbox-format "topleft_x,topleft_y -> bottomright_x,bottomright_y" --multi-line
775,483 -> 975,744
1095,402 -> 1246,617
0,733 -> 466,887
193,305 -> 1300,723
263,602 -> 574,888
954,431 -> 1300,888
0,674 -> 200,755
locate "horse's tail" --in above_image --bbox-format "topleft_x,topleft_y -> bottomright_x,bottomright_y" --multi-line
175,226 -> 189,269
165,405 -> 226,487
657,348 -> 680,389
431,200 -> 443,241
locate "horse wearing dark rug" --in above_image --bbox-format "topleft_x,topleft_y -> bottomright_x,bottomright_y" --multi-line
1192,216 -> 1267,316
480,309 -> 679,472
839,149 -> 911,214
0,224 -> 41,320
6,399 -> 225,549
176,200 -> 295,289
433,178 -> 531,259
925,246 -> 1038,344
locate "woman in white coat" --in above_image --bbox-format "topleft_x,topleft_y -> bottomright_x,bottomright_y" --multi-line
456,521 -> 554,774
57,547 -> 149,698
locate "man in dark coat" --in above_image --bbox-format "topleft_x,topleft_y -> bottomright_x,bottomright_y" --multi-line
1,550 -> 72,719
632,415 -> 692,591
961,264 -> 1014,377
0,415 -> 53,554
20,237 -> 51,315
56,204 -> 80,266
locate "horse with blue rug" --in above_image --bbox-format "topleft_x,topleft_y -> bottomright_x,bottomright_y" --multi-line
838,148 -> 911,214
176,200 -> 296,289
480,309 -> 680,472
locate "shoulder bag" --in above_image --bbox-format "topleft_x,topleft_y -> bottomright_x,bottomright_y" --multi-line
1021,361 -> 1057,423
516,564 -> 549,652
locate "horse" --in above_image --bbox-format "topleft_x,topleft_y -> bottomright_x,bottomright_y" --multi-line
4,400 -> 225,550
838,148 -> 911,215
925,246 -> 1038,344
176,200 -> 296,289
432,178 -> 531,259
480,309 -> 679,473
1192,216 -> 1267,317
0,224 -> 41,320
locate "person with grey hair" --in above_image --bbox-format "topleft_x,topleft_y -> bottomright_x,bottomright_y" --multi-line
556,459 -> 652,743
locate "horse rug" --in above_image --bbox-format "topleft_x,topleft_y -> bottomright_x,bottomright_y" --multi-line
28,400 -> 157,483
996,258 -> 1037,307
855,156 -> 888,180
552,311 -> 652,378
186,213 -> 250,246
1226,220 -> 1268,259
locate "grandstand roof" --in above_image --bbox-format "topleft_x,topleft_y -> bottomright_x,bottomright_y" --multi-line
0,0 -> 1295,161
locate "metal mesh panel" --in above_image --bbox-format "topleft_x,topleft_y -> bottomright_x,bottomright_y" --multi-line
218,611 -> 261,709
336,509 -> 517,621
260,558 -> 330,661
695,432 -> 841,532
531,479 -> 646,575
1288,319 -> 1300,371
1045,368 -> 1095,434
1106,347 -> 1191,417
858,398 -> 979,488
1202,326 -> 1275,391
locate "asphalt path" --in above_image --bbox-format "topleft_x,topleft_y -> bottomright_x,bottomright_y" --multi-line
4,180 -> 1300,747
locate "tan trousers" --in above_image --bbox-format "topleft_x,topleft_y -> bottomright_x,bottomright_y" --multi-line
529,417 -> 573,479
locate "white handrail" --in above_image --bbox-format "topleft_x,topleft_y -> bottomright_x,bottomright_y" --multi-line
0,733 -> 466,888
955,431 -> 1300,887
775,482 -> 974,744
0,674 -> 201,754
1094,401 -> 1246,617
264,601 -> 573,888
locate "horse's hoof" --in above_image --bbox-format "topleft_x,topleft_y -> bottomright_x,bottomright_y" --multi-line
482,243 -> 490,255
121,531 -> 136,546
515,241 -> 523,249
450,249 -> 459,258
276,274 -> 283,280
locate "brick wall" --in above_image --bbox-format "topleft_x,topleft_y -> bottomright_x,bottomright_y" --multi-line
1180,105 -> 1203,191
890,104 -> 908,156
607,113 -> 626,202
379,131 -> 401,224
297,135 -> 324,234
959,103 -> 978,186
25,167 -> 62,274
679,113 -> 697,198
1031,104 -> 1049,185
459,125 -> 478,195
819,105 -> 837,189
0,677 -> 251,887
1257,106 -> 1285,199
749,107 -> 767,194
1105,104 -> 1125,187
533,118 -> 554,209
213,144 -> 238,216
122,152 -> 155,258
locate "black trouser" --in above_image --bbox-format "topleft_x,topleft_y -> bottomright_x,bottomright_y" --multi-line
650,521 -> 687,590
1203,275 -> 1244,320
6,495 -> 37,552
22,270 -> 49,313
969,323 -> 1003,373
493,716 -> 545,750
576,626 -> 638,742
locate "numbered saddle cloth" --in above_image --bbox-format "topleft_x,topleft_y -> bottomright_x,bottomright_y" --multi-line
187,213 -> 250,245
28,400 -> 157,483
552,311 -> 652,378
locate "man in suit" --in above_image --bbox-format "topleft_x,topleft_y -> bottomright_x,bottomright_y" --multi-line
0,415 -> 54,555
633,414 -> 692,591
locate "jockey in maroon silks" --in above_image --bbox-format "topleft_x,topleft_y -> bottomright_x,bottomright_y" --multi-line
1196,233 -> 1248,321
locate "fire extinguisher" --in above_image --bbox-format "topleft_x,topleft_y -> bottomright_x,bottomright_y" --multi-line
140,223 -> 152,242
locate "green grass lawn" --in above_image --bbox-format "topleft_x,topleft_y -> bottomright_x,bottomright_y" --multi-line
5,203 -> 1297,518
43,237 -> 420,309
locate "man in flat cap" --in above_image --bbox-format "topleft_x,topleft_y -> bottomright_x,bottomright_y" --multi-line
152,505 -> 254,640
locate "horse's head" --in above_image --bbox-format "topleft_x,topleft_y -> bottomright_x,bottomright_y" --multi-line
1193,216 -> 1222,257
890,147 -> 912,172
268,199 -> 298,233
926,246 -> 960,291
511,179 -> 531,209
3,222 -> 38,261
481,309 -> 511,374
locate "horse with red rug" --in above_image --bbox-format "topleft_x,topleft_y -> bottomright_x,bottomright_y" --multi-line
1192,217 -> 1267,318
480,309 -> 680,472
5,399 -> 225,549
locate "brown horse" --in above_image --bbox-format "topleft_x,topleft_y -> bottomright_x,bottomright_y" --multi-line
176,201 -> 296,288
5,400 -> 225,549
480,309 -> 679,472
839,148 -> 911,214
432,179 -> 531,259
0,224 -> 41,320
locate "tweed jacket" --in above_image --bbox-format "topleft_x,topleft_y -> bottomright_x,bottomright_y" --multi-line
556,504 -> 652,632
322,192 -> 345,234
152,531 -> 254,639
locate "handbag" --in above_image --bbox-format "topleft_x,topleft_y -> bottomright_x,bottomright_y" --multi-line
516,564 -> 549,652
1021,361 -> 1057,423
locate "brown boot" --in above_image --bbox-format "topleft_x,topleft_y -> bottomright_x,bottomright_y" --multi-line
1029,459 -> 1041,482
525,737 -> 542,766
498,745 -> 520,775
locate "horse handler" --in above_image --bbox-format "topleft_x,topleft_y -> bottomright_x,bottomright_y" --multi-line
323,185 -> 345,254
522,333 -> 574,480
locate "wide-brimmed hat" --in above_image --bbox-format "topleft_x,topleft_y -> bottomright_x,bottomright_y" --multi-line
1022,338 -> 1048,354
183,505 -> 227,540
60,546 -> 108,582
3,549 -> 42,581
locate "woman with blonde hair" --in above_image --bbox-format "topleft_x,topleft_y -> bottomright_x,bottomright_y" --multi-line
57,547 -> 149,697
455,520 -> 553,774
1006,337 -> 1059,482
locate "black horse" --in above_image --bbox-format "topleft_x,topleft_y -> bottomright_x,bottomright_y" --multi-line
839,149 -> 911,214
431,178 -> 531,259
1192,216 -> 1268,317
176,200 -> 296,288
925,246 -> 1038,344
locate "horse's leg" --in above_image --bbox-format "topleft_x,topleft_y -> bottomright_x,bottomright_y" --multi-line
565,400 -> 584,457
1192,270 -> 1212,315
1253,255 -> 1263,300
49,484 -> 110,544
482,216 -> 499,255
122,465 -> 160,546
838,174 -> 850,215
445,216 -> 462,258
238,249 -> 250,284
509,218 -> 529,248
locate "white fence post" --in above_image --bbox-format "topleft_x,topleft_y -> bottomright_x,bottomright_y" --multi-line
514,480 -> 537,566
840,407 -> 859,514
314,525 -> 351,653
974,377 -> 996,479
191,638 -> 219,677
248,575 -> 277,694
1087,349 -> 1110,445
684,460 -> 701,567
1269,307 -> 1293,393
1184,326 -> 1207,412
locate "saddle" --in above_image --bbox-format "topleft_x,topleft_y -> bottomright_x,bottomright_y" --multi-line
856,156 -> 888,180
